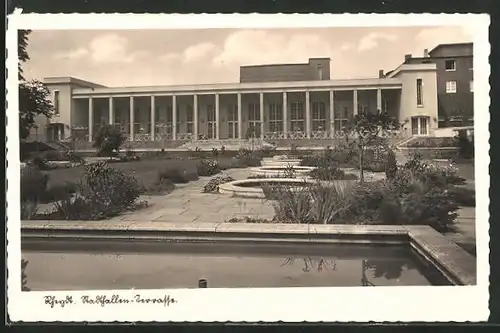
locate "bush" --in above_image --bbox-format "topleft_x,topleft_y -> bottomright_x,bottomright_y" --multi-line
93,124 -> 127,157
21,200 -> 39,220
448,186 -> 475,207
79,162 -> 142,216
21,259 -> 30,291
456,131 -> 474,159
40,182 -> 78,203
21,166 -> 49,202
196,159 -> 221,176
385,149 -> 397,180
144,178 -> 176,196
268,181 -> 352,224
159,167 -> 198,184
203,175 -> 235,193
67,151 -> 86,165
236,148 -> 261,167
52,194 -> 97,220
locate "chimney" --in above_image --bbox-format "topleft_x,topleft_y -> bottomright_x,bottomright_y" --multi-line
404,54 -> 412,61
378,69 -> 384,78
424,48 -> 429,58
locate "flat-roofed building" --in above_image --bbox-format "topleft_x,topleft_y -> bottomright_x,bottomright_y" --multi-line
30,56 -> 441,149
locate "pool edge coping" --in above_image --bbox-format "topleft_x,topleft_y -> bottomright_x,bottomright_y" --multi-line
20,221 -> 476,286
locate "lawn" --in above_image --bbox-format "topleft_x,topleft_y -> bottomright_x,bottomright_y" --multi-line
42,157 -> 237,189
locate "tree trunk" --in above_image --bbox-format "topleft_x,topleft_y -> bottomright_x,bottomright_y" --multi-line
359,147 -> 364,185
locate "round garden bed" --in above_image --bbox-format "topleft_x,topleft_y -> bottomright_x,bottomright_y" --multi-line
218,178 -> 318,199
249,165 -> 316,178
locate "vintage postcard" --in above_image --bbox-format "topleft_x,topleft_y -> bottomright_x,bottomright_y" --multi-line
6,12 -> 490,322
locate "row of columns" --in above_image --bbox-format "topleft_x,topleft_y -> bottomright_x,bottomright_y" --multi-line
87,89 -> 383,142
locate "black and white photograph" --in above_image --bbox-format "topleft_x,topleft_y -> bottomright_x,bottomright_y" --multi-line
6,13 -> 490,322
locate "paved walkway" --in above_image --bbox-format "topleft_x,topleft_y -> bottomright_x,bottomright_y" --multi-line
110,168 -> 275,223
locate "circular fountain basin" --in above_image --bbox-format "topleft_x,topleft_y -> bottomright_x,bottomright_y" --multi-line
261,157 -> 301,167
218,178 -> 318,199
249,165 -> 317,178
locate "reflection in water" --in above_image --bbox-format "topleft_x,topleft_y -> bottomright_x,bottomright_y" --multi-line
365,259 -> 416,280
281,257 -> 337,273
281,258 -> 414,287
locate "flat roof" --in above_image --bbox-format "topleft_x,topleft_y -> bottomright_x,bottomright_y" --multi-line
429,42 -> 473,55
70,77 -> 403,97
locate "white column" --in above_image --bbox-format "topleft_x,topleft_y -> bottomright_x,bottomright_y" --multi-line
329,90 -> 335,138
193,94 -> 198,141
305,91 -> 311,138
353,89 -> 358,116
172,95 -> 177,141
150,96 -> 155,141
259,92 -> 264,140
88,97 -> 93,142
237,93 -> 242,139
282,91 -> 288,138
376,88 -> 382,113
129,96 -> 135,141
108,97 -> 114,125
215,93 -> 220,139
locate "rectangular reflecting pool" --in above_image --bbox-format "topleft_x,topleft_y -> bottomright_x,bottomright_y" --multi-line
22,239 -> 451,291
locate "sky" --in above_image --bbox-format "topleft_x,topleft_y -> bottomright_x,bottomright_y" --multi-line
23,26 -> 473,87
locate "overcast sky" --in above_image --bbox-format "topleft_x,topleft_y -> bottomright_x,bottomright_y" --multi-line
23,26 -> 472,87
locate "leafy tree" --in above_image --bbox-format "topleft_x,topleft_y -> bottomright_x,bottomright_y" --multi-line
92,123 -> 127,157
18,29 -> 55,140
342,109 -> 400,184
19,80 -> 54,139
18,30 -> 31,81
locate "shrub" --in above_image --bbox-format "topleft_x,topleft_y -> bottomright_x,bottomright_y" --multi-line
40,182 -> 78,203
79,162 -> 142,215
20,166 -> 49,202
21,259 -> 30,291
29,155 -> 51,170
144,178 -> 176,196
21,200 -> 38,220
455,131 -> 474,159
448,186 -> 475,207
67,151 -> 86,165
385,149 -> 398,180
93,124 -> 127,157
159,167 -> 198,184
212,148 -> 219,157
203,175 -> 235,193
197,159 -> 221,176
52,194 -> 97,220
266,184 -> 314,223
268,181 -> 352,224
236,148 -> 261,167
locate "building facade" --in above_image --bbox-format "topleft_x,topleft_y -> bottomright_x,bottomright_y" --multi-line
404,43 -> 473,128
32,57 -> 440,147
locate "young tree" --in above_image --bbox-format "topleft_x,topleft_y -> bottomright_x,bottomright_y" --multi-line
92,123 -> 127,157
342,109 -> 400,184
18,29 -> 55,140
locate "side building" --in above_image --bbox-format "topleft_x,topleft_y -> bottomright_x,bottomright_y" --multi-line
28,57 -> 440,149
403,42 -> 473,128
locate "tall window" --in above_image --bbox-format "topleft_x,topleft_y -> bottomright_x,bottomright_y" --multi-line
445,59 -> 456,71
207,105 -> 216,139
470,80 -> 474,92
227,104 -> 238,139
248,103 -> 260,121
290,102 -> 304,132
53,91 -> 60,116
468,58 -> 473,70
416,78 -> 423,106
248,103 -> 261,137
334,106 -> 348,132
311,101 -> 326,131
446,81 -> 457,94
269,103 -> 283,133
411,116 -> 429,136
186,105 -> 194,134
